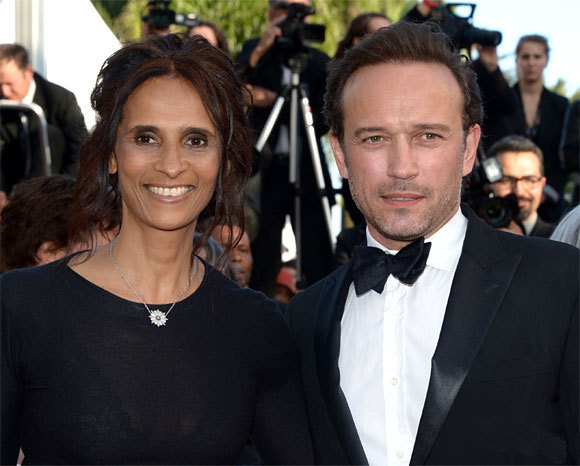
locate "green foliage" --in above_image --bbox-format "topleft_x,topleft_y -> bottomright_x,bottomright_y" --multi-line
570,88 -> 580,102
93,0 -> 415,57
549,78 -> 567,98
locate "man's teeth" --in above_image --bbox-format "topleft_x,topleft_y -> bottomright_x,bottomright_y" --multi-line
388,197 -> 416,201
147,186 -> 192,197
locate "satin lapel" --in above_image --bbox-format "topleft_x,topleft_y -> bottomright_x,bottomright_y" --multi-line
411,206 -> 522,465
315,262 -> 368,465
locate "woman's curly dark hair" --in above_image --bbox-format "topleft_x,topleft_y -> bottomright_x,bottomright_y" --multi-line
69,34 -> 253,265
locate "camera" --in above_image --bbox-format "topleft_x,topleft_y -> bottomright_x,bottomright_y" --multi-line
463,153 -> 520,229
142,0 -> 200,29
430,3 -> 502,51
273,2 -> 326,59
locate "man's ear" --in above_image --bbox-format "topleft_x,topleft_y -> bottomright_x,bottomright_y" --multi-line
462,124 -> 481,176
329,132 -> 349,179
109,153 -> 118,175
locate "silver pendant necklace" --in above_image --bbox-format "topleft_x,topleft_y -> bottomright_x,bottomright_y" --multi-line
109,239 -> 195,327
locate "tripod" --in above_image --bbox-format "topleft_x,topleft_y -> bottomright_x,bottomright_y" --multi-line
254,52 -> 334,289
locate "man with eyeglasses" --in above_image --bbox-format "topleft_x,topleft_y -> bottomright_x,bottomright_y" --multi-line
488,135 -> 555,237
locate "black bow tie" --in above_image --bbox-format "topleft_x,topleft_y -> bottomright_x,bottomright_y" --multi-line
352,237 -> 431,296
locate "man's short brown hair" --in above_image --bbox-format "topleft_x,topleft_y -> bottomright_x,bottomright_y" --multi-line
324,21 -> 483,144
0,43 -> 29,70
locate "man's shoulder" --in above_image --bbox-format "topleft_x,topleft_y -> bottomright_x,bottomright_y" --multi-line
33,73 -> 78,103
464,205 -> 577,268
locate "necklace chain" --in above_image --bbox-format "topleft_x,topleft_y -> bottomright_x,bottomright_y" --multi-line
109,239 -> 195,326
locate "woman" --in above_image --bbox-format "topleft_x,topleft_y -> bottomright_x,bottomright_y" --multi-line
1,35 -> 313,465
187,20 -> 230,56
511,35 -> 568,201
334,12 -> 391,59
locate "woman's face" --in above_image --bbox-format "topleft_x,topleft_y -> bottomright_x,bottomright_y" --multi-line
110,76 -> 220,233
189,25 -> 218,47
516,41 -> 548,83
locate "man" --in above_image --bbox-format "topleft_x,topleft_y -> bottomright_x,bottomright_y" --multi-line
488,135 -> 555,238
236,0 -> 334,297
285,22 -> 578,465
210,224 -> 254,288
0,43 -> 87,197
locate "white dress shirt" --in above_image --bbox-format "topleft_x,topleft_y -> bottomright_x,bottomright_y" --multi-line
22,76 -> 36,104
338,208 -> 468,466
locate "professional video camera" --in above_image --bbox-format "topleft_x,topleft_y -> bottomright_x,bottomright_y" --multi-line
429,3 -> 502,53
463,153 -> 520,229
142,0 -> 199,29
274,1 -> 326,59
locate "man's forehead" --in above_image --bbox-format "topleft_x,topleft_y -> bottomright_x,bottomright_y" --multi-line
498,151 -> 542,170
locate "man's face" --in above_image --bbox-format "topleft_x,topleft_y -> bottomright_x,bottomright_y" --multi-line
0,59 -> 33,101
491,151 -> 546,222
330,62 -> 480,250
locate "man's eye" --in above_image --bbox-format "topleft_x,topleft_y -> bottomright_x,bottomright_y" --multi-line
421,133 -> 439,141
364,135 -> 383,143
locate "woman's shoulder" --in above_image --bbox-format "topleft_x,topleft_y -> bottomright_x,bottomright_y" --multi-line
1,258 -> 69,290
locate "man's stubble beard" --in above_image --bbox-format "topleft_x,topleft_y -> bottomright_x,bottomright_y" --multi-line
346,151 -> 464,244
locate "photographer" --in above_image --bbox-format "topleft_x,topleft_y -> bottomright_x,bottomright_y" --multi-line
404,0 -> 516,152
488,135 -> 555,237
236,0 -> 333,297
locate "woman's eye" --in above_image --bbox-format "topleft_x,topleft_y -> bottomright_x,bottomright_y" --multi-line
187,136 -> 208,148
135,134 -> 156,144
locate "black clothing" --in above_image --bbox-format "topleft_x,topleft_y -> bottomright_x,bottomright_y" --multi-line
286,205 -> 579,465
1,258 -> 313,465
333,223 -> 366,270
236,39 -> 334,297
0,73 -> 86,194
511,83 -> 569,193
474,58 -> 518,152
560,100 -> 579,205
529,215 -> 555,238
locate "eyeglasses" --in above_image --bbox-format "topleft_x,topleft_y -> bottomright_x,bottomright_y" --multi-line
494,175 -> 543,189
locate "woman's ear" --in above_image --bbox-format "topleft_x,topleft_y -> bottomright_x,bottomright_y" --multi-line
109,153 -> 118,175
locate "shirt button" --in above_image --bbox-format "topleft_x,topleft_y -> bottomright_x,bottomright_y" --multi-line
396,450 -> 405,459
391,377 -> 399,386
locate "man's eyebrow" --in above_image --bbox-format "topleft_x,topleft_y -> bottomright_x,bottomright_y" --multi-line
411,123 -> 452,133
352,123 -> 453,139
352,127 -> 387,139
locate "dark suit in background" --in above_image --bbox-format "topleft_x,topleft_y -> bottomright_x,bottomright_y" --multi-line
1,72 -> 86,194
511,84 -> 568,194
236,39 -> 334,296
286,205 -> 579,465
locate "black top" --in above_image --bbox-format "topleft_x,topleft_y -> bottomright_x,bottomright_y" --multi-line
1,258 -> 313,465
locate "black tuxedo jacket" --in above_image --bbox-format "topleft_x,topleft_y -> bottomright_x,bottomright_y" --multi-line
286,205 -> 579,465
1,73 -> 86,193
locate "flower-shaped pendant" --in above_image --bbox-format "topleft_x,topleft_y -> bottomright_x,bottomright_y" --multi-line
149,309 -> 168,327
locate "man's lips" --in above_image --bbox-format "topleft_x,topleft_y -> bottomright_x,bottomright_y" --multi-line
380,193 -> 423,206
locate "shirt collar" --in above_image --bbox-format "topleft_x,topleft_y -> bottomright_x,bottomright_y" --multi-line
22,76 -> 36,104
365,207 -> 467,272
522,212 -> 538,236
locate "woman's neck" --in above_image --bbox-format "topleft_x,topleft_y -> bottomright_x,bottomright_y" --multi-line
519,78 -> 544,95
110,223 -> 199,304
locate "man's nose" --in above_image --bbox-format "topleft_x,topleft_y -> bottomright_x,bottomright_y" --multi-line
386,140 -> 418,180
